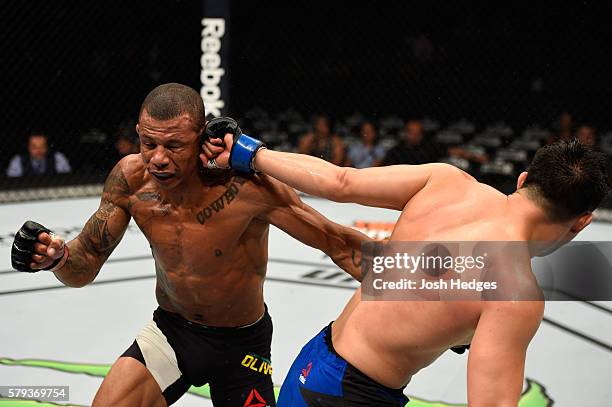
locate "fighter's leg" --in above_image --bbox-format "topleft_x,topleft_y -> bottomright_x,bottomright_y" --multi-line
94,319 -> 191,406
93,356 -> 168,407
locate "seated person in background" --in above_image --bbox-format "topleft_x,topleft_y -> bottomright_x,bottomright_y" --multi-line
576,124 -> 598,148
298,114 -> 345,165
346,120 -> 387,168
547,111 -> 574,144
382,119 -> 440,165
6,130 -> 71,177
115,126 -> 140,157
576,124 -> 612,187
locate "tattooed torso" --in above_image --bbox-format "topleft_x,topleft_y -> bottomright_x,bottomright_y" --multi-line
109,156 -> 273,326
68,154 -> 364,326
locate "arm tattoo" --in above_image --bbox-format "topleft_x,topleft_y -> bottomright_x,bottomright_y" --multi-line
72,164 -> 128,267
136,191 -> 161,202
65,201 -> 124,279
64,241 -> 93,276
77,198 -> 122,259
78,200 -> 123,257
104,163 -> 130,197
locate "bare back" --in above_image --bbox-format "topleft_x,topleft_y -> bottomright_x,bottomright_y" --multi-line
333,167 -> 530,388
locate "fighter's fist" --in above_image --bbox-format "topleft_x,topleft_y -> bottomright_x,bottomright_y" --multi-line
200,117 -> 266,173
200,117 -> 241,169
200,132 -> 234,169
11,221 -> 66,272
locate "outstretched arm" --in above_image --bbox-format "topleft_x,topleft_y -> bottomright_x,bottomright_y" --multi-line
467,301 -> 543,406
202,133 -> 454,211
253,149 -> 448,210
255,174 -> 370,281
51,161 -> 131,287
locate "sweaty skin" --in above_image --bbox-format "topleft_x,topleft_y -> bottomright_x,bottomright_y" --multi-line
330,171 -> 539,387
202,138 -> 593,406
259,155 -> 545,391
33,112 -> 367,329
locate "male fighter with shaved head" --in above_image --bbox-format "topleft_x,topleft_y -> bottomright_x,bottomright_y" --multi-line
203,126 -> 608,406
10,84 -> 369,407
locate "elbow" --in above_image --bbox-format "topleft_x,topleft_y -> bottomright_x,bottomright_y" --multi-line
65,280 -> 90,288
55,274 -> 89,288
53,267 -> 99,288
56,273 -> 94,288
72,270 -> 99,287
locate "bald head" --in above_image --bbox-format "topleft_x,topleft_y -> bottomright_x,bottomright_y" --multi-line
139,83 -> 206,131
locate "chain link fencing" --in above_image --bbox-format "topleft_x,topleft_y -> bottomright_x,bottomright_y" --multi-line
2,1 -> 611,217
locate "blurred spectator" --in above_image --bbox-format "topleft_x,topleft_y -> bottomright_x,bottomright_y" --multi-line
382,119 -> 440,165
574,124 -> 612,188
346,121 -> 386,168
447,145 -> 489,164
576,124 -> 598,147
115,126 -> 140,157
298,114 -> 345,165
6,131 -> 71,177
548,111 -> 574,144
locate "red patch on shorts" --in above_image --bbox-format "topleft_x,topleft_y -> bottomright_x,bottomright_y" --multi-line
243,388 -> 267,407
301,361 -> 312,378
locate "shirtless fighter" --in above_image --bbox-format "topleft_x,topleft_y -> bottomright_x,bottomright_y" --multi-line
9,83 -> 369,407
203,129 -> 609,405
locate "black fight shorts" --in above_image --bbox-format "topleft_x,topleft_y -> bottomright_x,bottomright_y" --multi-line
121,306 -> 275,406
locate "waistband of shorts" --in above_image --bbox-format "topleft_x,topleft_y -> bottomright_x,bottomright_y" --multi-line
154,304 -> 270,334
322,322 -> 341,357
322,322 -> 407,396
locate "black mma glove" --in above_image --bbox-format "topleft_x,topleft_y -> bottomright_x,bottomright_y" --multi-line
11,220 -> 64,273
204,117 -> 265,173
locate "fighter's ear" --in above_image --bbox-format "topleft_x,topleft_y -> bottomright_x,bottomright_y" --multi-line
135,123 -> 140,135
571,212 -> 593,234
517,171 -> 529,190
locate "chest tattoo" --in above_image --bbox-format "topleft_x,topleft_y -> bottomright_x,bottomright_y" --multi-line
196,177 -> 248,225
137,191 -> 161,202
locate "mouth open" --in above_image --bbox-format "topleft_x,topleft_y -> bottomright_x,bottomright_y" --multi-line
151,172 -> 175,182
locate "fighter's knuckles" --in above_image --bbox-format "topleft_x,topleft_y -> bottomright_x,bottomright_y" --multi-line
33,242 -> 48,255
202,144 -> 216,157
32,253 -> 47,263
50,238 -> 64,249
12,221 -> 55,273
224,134 -> 234,148
210,144 -> 226,154
32,261 -> 50,270
38,232 -> 51,244
47,243 -> 63,259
